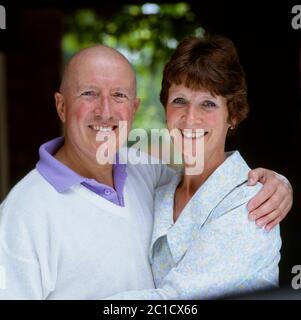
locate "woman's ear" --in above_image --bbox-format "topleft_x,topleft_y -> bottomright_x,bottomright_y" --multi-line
228,116 -> 237,130
54,92 -> 66,123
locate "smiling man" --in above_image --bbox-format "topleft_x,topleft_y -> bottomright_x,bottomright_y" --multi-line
54,46 -> 138,189
0,45 -> 293,299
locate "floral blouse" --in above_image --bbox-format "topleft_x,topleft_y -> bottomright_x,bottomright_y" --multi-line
108,151 -> 281,300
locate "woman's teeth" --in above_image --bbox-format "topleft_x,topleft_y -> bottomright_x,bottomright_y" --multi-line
181,130 -> 207,138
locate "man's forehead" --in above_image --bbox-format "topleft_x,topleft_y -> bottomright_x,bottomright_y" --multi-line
73,68 -> 134,88
71,48 -> 132,71
74,82 -> 133,92
60,46 -> 136,93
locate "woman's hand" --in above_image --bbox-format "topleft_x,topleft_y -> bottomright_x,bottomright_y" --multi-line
247,168 -> 293,231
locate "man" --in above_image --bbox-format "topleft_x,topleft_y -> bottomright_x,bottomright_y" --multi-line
0,45 -> 292,299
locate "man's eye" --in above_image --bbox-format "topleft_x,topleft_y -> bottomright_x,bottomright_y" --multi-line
81,91 -> 97,97
172,97 -> 186,105
202,100 -> 216,108
113,92 -> 127,98
112,92 -> 128,102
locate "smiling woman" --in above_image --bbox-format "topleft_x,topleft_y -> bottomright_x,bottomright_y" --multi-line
106,34 -> 283,300
160,35 -> 249,133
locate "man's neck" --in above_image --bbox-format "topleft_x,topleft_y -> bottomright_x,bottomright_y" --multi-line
54,144 -> 115,188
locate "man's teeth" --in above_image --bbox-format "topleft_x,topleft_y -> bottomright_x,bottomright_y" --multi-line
182,130 -> 207,138
91,125 -> 115,132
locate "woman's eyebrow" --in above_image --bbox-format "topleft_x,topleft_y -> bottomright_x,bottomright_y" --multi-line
201,95 -> 217,100
169,92 -> 187,97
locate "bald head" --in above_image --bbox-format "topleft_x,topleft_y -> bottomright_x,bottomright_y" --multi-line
54,44 -> 140,166
59,45 -> 137,96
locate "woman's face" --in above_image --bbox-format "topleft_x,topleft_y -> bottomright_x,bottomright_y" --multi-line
166,83 -> 234,169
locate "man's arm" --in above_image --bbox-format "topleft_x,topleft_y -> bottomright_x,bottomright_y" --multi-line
246,168 -> 293,230
0,245 -> 43,299
155,165 -> 293,230
0,204 -> 45,299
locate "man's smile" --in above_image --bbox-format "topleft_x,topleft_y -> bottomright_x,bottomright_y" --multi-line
88,125 -> 118,133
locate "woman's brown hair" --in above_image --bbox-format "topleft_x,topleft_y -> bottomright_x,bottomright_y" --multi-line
160,34 -> 249,128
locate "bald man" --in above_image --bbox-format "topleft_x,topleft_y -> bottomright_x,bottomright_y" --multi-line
0,45 -> 292,299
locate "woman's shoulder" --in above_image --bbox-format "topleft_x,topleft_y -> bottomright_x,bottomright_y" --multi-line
220,151 -> 262,206
201,151 -> 263,220
221,180 -> 263,210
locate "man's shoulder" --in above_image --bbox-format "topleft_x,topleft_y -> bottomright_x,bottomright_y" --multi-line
0,169 -> 57,213
119,147 -> 175,186
119,147 -> 164,167
0,169 -> 59,265
8,168 -> 54,193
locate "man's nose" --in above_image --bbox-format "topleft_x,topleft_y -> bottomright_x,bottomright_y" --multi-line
94,96 -> 113,120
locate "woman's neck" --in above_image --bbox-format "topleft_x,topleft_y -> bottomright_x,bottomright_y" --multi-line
173,151 -> 226,223
182,151 -> 226,194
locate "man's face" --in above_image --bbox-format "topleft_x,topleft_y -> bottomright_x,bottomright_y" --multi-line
55,55 -> 140,164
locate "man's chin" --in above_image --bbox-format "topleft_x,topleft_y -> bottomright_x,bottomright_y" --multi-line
94,142 -> 119,165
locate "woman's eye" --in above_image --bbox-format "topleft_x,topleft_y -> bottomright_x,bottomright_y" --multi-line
81,91 -> 97,97
202,100 -> 216,108
173,97 -> 186,105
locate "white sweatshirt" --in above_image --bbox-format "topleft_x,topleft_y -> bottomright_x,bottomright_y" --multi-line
0,153 -> 173,299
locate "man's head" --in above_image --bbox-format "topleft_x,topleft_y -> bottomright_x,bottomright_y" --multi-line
55,45 -> 140,164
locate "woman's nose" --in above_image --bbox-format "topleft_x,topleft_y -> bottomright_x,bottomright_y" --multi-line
184,105 -> 200,126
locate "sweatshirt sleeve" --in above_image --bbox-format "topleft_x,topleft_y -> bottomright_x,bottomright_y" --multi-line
0,244 -> 43,299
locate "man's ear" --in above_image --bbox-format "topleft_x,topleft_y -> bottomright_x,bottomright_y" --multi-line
133,98 -> 140,113
54,92 -> 66,123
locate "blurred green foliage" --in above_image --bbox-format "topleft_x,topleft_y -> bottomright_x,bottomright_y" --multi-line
63,2 -> 203,130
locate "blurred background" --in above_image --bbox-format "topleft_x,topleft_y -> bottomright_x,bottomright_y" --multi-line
0,0 -> 300,292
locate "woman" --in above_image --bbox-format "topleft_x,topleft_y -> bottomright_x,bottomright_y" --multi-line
108,34 -> 282,299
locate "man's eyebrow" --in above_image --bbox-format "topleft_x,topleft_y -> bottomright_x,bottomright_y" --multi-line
110,87 -> 131,92
77,85 -> 99,91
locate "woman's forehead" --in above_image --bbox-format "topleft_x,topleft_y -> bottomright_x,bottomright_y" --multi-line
169,83 -> 217,97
